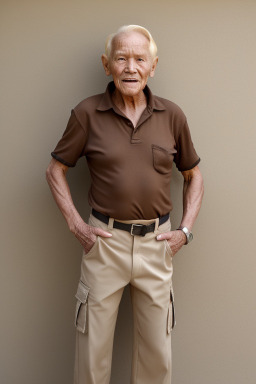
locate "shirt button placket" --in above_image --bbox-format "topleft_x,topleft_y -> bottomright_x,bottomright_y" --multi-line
131,128 -> 142,144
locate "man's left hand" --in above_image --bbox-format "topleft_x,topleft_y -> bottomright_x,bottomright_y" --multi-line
156,230 -> 186,256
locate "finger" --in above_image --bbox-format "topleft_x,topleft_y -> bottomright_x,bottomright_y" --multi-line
156,232 -> 172,241
92,227 -> 112,237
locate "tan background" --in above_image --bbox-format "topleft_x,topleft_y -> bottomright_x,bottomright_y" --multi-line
1,0 -> 256,383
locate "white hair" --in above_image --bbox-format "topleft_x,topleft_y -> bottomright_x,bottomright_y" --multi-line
105,25 -> 158,59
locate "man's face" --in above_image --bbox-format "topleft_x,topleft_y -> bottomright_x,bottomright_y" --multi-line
102,31 -> 158,97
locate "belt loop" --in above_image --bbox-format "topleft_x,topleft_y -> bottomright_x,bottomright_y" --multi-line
154,217 -> 160,233
108,217 -> 114,229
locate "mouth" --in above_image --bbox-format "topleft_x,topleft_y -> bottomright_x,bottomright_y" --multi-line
122,79 -> 138,83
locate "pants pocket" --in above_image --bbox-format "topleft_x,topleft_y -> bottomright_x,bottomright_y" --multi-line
83,235 -> 99,257
167,289 -> 176,334
75,280 -> 90,333
164,239 -> 173,257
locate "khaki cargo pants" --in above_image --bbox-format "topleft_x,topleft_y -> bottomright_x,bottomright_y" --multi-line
74,213 -> 175,384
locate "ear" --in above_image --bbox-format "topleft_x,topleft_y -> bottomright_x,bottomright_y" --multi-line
149,56 -> 158,78
101,54 -> 111,76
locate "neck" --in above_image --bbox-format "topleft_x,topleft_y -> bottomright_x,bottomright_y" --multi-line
112,89 -> 147,112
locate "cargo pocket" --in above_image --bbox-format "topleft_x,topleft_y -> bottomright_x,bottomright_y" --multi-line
75,280 -> 90,333
152,144 -> 177,174
167,289 -> 176,334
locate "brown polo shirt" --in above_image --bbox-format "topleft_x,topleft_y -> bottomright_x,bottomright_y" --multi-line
52,82 -> 200,220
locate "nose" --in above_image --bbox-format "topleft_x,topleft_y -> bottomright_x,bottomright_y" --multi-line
125,58 -> 137,73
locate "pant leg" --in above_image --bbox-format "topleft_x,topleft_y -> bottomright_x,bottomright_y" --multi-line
74,214 -> 132,384
74,286 -> 124,384
130,219 -> 175,384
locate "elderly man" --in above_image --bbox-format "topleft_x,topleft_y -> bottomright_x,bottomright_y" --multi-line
46,25 -> 203,384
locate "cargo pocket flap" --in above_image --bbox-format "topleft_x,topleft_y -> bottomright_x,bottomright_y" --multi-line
75,281 -> 90,333
75,280 -> 90,303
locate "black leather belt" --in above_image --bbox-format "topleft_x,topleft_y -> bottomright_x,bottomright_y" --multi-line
92,209 -> 169,237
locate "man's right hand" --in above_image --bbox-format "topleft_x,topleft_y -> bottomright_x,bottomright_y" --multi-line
46,159 -> 112,255
72,220 -> 112,254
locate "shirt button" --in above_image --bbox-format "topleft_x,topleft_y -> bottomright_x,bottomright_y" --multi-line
127,121 -> 132,127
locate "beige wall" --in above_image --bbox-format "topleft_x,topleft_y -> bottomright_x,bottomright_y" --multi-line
1,0 -> 256,383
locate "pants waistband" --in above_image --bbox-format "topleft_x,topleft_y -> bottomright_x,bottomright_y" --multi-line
91,209 -> 170,237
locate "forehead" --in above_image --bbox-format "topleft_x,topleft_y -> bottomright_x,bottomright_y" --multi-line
111,31 -> 150,55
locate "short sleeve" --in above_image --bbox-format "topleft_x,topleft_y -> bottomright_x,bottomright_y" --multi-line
51,110 -> 87,167
174,120 -> 200,172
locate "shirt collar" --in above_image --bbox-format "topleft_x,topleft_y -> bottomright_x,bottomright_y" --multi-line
96,81 -> 166,112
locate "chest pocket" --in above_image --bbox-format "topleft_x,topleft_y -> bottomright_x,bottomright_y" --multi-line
152,144 -> 177,174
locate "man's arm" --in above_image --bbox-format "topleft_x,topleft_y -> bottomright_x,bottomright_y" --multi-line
46,158 -> 112,253
156,165 -> 204,255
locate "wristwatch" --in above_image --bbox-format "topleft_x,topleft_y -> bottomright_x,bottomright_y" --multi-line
177,226 -> 193,244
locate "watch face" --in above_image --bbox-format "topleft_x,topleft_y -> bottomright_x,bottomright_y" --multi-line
187,232 -> 193,243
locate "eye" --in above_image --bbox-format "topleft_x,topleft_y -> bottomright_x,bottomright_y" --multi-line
117,57 -> 125,61
137,58 -> 144,62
